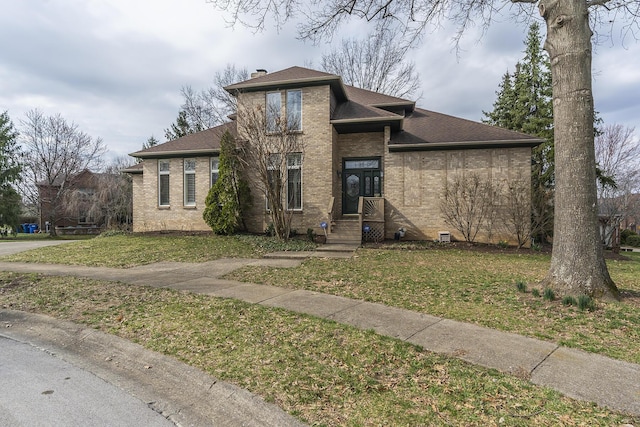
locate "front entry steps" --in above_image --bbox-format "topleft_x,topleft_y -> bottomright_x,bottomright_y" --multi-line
326,218 -> 361,245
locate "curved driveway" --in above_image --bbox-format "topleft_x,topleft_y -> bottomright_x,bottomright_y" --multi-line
0,239 -> 78,257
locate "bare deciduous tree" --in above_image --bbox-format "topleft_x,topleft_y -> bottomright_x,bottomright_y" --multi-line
440,173 -> 498,243
206,0 -> 639,299
19,109 -> 106,236
168,64 -> 249,140
237,102 -> 304,241
595,124 -> 640,248
64,157 -> 134,231
320,28 -> 421,98
500,177 -> 533,249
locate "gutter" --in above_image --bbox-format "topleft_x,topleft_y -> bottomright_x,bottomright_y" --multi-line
388,138 -> 544,152
129,149 -> 220,159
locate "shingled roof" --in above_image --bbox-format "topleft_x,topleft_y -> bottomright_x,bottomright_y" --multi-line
130,121 -> 236,158
129,66 -> 542,161
389,108 -> 543,151
225,66 -> 349,101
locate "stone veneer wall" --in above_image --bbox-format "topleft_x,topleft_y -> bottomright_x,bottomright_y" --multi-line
383,146 -> 532,244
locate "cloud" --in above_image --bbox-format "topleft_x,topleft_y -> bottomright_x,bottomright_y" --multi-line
1,0 -> 638,161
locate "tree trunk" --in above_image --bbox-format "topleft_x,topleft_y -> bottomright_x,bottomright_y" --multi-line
539,0 -> 619,300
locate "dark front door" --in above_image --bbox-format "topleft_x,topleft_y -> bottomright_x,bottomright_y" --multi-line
342,158 -> 381,214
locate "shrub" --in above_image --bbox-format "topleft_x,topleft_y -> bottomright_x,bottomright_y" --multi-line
498,240 -> 509,249
543,288 -> 555,301
307,228 -> 316,242
515,281 -> 527,293
626,234 -> 640,247
265,223 -> 275,237
562,296 -> 577,306
531,288 -> 541,298
621,229 -> 637,245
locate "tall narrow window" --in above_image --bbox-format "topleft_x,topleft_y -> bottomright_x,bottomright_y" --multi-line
184,159 -> 196,206
266,92 -> 281,133
286,90 -> 302,131
287,153 -> 302,210
266,153 -> 281,211
158,160 -> 170,207
211,157 -> 219,186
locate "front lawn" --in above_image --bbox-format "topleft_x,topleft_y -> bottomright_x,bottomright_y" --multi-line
226,247 -> 640,364
1,233 -> 316,267
0,272 -> 635,426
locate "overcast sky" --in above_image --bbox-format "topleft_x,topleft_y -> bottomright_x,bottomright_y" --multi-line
1,0 -> 638,163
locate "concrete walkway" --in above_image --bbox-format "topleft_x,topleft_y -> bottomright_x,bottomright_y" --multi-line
1,256 -> 639,419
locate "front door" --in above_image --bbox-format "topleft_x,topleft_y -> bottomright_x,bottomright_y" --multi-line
342,158 -> 381,214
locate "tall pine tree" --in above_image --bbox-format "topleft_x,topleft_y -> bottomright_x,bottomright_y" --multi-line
483,22 -> 554,243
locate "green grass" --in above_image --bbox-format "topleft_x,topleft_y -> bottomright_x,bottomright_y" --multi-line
225,248 -> 640,364
1,272 -> 635,426
1,233 -> 316,267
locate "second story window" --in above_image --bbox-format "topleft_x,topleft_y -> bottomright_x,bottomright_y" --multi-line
266,90 -> 302,132
286,90 -> 302,131
266,92 -> 281,133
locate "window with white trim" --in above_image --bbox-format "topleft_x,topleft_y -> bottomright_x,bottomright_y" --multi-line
158,160 -> 170,207
266,153 -> 280,211
184,159 -> 196,206
211,156 -> 219,186
266,92 -> 281,133
286,90 -> 302,131
287,153 -> 302,210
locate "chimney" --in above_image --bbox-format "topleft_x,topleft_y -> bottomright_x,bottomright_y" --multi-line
251,69 -> 268,79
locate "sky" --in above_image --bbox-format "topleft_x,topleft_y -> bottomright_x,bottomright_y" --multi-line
1,0 -> 639,164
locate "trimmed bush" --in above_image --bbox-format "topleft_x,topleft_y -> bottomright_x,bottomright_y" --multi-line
626,234 -> 640,247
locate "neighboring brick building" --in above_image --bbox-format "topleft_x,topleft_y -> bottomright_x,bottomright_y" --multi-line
128,66 -> 542,243
38,169 -> 104,233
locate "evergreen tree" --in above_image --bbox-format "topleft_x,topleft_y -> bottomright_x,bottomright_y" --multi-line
483,70 -> 517,129
164,110 -> 200,141
483,22 -> 554,243
143,135 -> 159,150
203,131 -> 251,234
0,111 -> 22,228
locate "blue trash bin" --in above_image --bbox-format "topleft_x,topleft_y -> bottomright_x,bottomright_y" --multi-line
21,223 -> 28,233
29,224 -> 38,233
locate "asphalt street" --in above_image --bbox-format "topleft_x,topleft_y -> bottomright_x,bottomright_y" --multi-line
0,336 -> 173,427
0,240 -> 174,426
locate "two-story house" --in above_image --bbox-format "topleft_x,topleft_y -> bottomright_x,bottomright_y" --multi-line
128,66 -> 542,243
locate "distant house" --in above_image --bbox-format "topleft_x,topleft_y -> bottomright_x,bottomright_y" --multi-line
38,169 -> 131,234
128,66 -> 542,243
